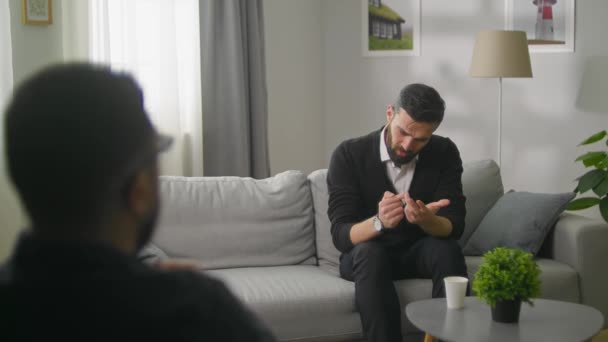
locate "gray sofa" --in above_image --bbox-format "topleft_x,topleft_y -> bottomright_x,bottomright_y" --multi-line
146,159 -> 608,341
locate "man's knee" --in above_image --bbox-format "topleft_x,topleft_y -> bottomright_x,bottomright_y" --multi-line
348,241 -> 394,280
340,241 -> 390,281
424,238 -> 462,258
425,238 -> 467,272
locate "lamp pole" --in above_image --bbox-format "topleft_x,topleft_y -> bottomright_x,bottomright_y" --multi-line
469,30 -> 532,168
498,77 -> 503,168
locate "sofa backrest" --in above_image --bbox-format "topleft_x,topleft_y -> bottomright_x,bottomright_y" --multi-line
154,171 -> 316,269
308,169 -> 340,274
308,159 -> 504,274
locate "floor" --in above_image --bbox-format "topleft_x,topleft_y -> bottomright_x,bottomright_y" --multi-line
593,329 -> 608,342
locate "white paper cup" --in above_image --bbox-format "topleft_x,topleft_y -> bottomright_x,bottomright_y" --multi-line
444,276 -> 468,309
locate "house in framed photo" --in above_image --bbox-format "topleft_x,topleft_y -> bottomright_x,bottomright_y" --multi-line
363,0 -> 419,56
368,0 -> 405,40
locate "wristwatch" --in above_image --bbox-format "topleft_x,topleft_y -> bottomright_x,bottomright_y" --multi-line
373,215 -> 384,233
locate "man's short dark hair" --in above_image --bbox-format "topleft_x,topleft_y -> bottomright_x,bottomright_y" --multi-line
4,63 -> 166,230
395,83 -> 445,125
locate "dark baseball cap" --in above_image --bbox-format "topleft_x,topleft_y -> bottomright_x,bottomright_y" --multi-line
5,63 -> 172,223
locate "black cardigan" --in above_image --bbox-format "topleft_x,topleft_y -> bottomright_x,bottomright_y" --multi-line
326,128 -> 466,253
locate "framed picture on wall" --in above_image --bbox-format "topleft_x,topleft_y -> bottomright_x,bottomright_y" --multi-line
362,0 -> 421,57
505,0 -> 575,53
21,0 -> 53,25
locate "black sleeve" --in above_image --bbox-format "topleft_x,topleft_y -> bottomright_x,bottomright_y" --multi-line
433,138 -> 466,239
327,142 -> 361,253
0,285 -> 17,341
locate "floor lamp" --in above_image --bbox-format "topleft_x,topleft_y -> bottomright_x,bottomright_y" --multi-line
469,30 -> 533,167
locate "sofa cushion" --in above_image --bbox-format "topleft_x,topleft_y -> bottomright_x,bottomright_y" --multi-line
463,191 -> 575,256
308,169 -> 341,274
209,265 -> 432,340
459,159 -> 504,247
154,171 -> 316,269
208,266 -> 362,341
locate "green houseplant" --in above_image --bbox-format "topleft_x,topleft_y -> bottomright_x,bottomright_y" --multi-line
567,130 -> 608,223
473,247 -> 541,323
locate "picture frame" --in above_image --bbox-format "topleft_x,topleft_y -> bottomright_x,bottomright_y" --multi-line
505,0 -> 575,53
362,0 -> 421,57
21,0 -> 53,25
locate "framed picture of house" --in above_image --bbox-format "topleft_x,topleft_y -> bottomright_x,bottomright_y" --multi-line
21,0 -> 53,25
505,0 -> 575,53
362,0 -> 421,57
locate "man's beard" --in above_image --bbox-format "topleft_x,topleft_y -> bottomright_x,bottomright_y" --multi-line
135,198 -> 159,253
385,127 -> 417,167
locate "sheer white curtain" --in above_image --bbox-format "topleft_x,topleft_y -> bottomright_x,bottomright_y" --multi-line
1,1 -> 23,258
64,0 -> 203,176
0,2 -> 12,108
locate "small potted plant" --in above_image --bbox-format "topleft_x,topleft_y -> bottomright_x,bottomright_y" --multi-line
473,247 -> 541,323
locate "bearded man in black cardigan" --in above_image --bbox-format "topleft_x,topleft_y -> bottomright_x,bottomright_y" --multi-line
327,83 -> 468,342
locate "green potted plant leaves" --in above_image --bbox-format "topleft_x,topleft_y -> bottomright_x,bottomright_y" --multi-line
567,130 -> 608,223
473,247 -> 541,323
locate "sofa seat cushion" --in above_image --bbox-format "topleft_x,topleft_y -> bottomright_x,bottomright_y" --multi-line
208,266 -> 444,340
465,256 -> 580,303
207,265 -> 362,341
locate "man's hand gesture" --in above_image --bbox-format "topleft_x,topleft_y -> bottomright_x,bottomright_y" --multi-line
377,191 -> 406,229
402,192 -> 450,226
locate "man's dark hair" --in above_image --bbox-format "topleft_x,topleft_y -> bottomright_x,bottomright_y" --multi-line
395,83 -> 445,124
4,64 -> 163,232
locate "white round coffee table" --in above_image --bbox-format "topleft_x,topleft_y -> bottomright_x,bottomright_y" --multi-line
406,297 -> 604,342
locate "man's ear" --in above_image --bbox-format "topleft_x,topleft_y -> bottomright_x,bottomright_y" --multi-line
386,104 -> 395,123
125,169 -> 155,219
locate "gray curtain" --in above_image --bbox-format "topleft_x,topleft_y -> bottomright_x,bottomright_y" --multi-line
199,0 -> 270,178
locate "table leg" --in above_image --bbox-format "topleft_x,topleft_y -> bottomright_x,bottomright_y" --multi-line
424,333 -> 436,342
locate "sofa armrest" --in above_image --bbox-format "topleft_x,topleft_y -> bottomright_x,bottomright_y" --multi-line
550,212 -> 608,326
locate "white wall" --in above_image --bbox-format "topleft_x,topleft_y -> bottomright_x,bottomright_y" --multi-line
323,0 -> 504,161
319,0 -> 608,220
0,0 -> 64,260
9,0 -> 64,85
264,0 -> 326,175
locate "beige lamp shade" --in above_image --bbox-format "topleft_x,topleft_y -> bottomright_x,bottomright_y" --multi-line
470,30 -> 533,78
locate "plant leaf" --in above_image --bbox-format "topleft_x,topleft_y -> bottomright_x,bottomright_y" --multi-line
579,130 -> 607,146
577,169 -> 607,193
598,156 -> 608,169
593,177 -> 608,197
567,197 -> 600,210
576,151 -> 608,167
600,197 -> 608,224
575,151 -> 606,162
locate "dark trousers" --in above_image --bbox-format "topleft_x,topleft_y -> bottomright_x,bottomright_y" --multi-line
339,236 -> 469,342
